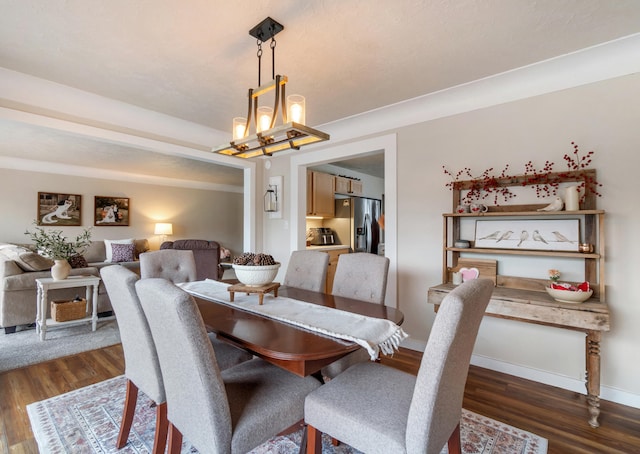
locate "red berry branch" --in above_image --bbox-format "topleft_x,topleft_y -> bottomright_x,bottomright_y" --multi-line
443,142 -> 603,205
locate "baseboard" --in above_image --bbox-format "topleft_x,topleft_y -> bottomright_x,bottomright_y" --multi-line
398,339 -> 640,410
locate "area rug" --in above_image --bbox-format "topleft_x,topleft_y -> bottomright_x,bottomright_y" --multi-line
28,375 -> 547,454
0,318 -> 120,372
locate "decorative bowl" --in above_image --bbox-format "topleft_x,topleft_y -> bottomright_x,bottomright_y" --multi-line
233,263 -> 281,287
545,286 -> 593,304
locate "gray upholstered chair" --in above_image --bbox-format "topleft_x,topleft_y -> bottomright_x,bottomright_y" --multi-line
135,278 -> 322,454
139,249 -> 197,283
331,252 -> 389,304
304,279 -> 494,454
100,266 -> 251,453
322,252 -> 391,379
283,250 -> 329,292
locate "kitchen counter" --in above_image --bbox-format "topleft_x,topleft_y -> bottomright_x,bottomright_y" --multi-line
306,245 -> 351,251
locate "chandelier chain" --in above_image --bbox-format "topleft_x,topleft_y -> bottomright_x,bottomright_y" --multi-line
270,37 -> 276,80
256,39 -> 263,86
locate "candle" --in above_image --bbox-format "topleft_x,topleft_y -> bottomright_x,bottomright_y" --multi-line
564,185 -> 579,211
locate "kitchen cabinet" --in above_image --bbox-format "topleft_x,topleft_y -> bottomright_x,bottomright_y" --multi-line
334,176 -> 363,196
427,169 -> 609,428
307,171 -> 335,217
325,247 -> 350,293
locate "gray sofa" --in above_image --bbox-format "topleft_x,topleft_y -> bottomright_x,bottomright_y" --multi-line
0,239 -> 149,333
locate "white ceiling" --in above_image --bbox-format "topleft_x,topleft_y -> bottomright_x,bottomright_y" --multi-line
1,0 -> 640,185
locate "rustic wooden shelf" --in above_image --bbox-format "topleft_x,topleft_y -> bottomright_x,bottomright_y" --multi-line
430,169 -> 608,428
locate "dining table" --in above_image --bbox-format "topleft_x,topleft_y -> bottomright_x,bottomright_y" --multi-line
193,285 -> 404,378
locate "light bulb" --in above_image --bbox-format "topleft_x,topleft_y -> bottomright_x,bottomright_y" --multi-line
232,117 -> 246,140
257,106 -> 273,133
287,95 -> 305,124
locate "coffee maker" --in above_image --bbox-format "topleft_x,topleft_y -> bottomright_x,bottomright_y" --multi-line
309,227 -> 335,246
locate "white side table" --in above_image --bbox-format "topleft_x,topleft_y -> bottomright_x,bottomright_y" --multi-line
35,275 -> 101,341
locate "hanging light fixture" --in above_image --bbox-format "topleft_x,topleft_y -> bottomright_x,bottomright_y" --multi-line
212,17 -> 329,159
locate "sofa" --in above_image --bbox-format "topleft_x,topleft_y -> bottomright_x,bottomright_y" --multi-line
160,239 -> 227,281
0,239 -> 149,333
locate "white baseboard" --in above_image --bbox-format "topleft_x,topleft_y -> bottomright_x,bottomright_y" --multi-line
398,340 -> 640,410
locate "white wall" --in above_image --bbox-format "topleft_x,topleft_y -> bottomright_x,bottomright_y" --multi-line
0,168 -> 244,254
262,73 -> 640,408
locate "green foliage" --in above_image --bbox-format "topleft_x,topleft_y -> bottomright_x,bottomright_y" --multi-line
24,222 -> 92,260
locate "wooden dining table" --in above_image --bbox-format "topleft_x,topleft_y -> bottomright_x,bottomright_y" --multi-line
194,286 -> 404,378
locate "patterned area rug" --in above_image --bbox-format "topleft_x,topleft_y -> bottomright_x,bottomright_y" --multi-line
28,375 -> 547,454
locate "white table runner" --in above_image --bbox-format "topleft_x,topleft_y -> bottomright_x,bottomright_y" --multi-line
179,279 -> 407,360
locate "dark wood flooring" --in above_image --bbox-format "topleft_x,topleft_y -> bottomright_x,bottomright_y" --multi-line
1,345 -> 638,453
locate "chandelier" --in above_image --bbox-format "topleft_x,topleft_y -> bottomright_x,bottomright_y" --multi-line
212,17 -> 330,159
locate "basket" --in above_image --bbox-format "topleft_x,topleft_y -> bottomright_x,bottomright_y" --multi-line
51,298 -> 87,322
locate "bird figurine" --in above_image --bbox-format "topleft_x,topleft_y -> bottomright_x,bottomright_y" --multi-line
517,230 -> 529,247
537,197 -> 564,212
532,230 -> 548,244
552,231 -> 574,243
496,230 -> 513,243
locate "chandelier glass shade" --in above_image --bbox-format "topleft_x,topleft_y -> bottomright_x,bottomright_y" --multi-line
212,17 -> 329,159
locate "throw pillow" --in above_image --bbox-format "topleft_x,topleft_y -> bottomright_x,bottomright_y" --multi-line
0,245 -> 54,272
68,254 -> 89,269
104,238 -> 134,262
111,243 -> 135,263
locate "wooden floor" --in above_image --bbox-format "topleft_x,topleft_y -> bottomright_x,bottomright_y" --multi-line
1,345 -> 638,453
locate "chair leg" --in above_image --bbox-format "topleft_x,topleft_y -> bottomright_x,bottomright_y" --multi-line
447,422 -> 462,454
306,424 -> 323,454
116,379 -> 139,448
152,402 -> 168,454
167,423 -> 183,454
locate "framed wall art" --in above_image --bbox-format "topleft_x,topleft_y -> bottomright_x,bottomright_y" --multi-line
94,196 -> 130,226
474,219 -> 580,252
37,192 -> 82,226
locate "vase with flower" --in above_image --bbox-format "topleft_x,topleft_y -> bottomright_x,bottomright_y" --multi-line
25,223 -> 92,280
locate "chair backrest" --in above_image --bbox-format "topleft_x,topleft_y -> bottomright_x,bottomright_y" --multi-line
331,252 -> 390,304
135,278 -> 232,453
99,265 -> 165,404
139,249 -> 197,283
283,250 -> 329,292
406,278 -> 493,454
160,239 -> 222,280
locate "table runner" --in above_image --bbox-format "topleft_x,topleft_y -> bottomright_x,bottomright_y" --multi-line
179,280 -> 408,360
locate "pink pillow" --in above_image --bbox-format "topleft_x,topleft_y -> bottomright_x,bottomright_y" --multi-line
111,243 -> 135,263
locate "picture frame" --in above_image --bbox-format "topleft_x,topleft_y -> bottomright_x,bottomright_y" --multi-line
474,219 -> 580,252
94,196 -> 130,226
37,192 -> 82,226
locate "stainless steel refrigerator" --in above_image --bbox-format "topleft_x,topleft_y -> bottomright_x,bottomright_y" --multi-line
334,196 -> 382,254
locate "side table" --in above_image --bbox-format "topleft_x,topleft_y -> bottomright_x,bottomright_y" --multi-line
35,275 -> 101,341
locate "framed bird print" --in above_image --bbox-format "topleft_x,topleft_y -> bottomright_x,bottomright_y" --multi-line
474,219 -> 580,252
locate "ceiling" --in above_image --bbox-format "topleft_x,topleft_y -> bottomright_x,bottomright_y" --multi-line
1,1 -> 639,186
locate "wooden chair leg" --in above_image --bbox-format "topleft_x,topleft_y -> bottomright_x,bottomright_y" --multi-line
306,424 -> 323,454
447,422 -> 462,454
116,379 -> 139,448
331,437 -> 340,446
167,423 -> 183,454
152,402 -> 168,454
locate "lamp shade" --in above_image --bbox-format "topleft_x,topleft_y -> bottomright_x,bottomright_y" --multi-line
154,223 -> 173,235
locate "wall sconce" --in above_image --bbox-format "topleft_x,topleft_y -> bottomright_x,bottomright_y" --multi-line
154,222 -> 173,244
265,176 -> 283,219
264,185 -> 278,212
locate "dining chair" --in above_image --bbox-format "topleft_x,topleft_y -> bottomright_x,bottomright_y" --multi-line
322,252 -> 391,379
139,249 -> 198,283
100,266 -> 252,453
304,278 -> 494,454
283,250 -> 329,292
331,252 -> 389,304
135,277 -> 322,454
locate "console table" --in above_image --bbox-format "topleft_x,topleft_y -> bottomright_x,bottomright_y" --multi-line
428,283 -> 610,428
35,275 -> 100,341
